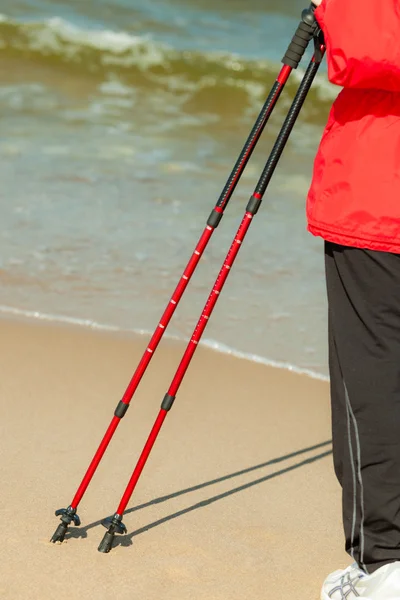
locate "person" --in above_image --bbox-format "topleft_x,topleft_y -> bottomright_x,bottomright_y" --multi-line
307,0 -> 400,598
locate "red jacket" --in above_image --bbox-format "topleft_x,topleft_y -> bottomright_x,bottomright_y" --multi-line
307,0 -> 400,253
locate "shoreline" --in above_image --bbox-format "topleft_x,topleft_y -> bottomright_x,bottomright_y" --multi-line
0,304 -> 329,382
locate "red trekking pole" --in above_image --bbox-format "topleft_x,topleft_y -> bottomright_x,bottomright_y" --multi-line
50,4 -> 320,545
98,23 -> 325,554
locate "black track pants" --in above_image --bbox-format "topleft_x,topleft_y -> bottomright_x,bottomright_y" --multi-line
325,241 -> 400,574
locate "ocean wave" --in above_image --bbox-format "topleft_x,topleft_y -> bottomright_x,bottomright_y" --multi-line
0,14 -> 337,124
0,303 -> 328,382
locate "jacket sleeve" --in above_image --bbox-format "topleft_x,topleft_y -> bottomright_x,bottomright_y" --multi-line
315,0 -> 400,91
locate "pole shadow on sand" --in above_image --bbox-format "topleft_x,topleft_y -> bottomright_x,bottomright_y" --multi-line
64,440 -> 332,546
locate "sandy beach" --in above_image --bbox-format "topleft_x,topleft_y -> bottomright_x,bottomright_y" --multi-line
0,316 -> 347,599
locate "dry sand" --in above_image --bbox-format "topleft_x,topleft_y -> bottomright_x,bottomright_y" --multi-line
0,317 -> 348,599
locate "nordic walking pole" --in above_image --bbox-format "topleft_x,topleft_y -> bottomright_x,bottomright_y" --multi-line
98,31 -> 325,554
50,5 -> 319,545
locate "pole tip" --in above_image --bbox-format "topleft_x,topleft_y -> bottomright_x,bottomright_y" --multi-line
98,530 -> 115,553
98,514 -> 127,553
50,506 -> 81,544
50,522 -> 68,544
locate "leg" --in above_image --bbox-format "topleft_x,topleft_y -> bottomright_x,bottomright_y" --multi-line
326,245 -> 362,563
325,241 -> 400,574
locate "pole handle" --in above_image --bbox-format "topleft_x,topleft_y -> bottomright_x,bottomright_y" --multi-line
282,5 -> 319,69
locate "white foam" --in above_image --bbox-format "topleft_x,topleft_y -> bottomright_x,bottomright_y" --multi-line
0,12 -> 338,106
0,304 -> 121,332
98,79 -> 133,96
0,304 -> 328,382
46,17 -> 145,53
16,15 -> 167,69
200,339 -> 328,381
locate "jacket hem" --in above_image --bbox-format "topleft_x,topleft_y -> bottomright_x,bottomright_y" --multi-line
307,223 -> 400,254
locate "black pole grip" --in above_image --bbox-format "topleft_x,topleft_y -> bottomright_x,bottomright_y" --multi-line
282,6 -> 318,69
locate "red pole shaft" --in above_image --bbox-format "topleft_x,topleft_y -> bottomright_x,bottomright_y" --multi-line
71,225 -> 212,508
117,409 -> 168,515
115,210 -> 254,516
69,65 -> 293,511
72,416 -> 120,507
168,213 -> 254,397
121,225 -> 214,402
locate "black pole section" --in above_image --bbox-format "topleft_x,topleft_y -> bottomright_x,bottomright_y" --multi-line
257,63 -> 321,199
210,80 -> 284,219
214,4 -> 319,215
247,45 -> 325,218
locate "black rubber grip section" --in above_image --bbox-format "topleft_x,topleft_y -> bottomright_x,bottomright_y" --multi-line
114,401 -> 130,419
161,394 -> 176,411
246,194 -> 262,215
282,16 -> 316,68
207,208 -> 223,228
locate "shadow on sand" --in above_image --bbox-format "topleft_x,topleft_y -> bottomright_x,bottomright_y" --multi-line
64,439 -> 332,547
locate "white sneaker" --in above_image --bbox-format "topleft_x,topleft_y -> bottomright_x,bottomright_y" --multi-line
321,561 -> 400,599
